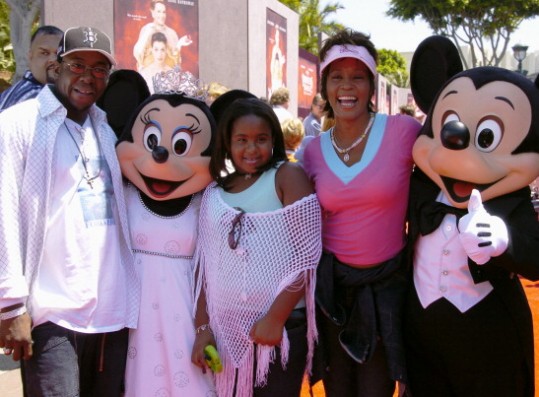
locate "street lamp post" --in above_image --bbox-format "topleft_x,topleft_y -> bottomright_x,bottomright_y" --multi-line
512,44 -> 528,75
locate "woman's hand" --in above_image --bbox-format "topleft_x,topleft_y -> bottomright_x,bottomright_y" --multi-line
177,35 -> 193,49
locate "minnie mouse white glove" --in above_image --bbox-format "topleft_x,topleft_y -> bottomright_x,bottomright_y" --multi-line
458,189 -> 508,265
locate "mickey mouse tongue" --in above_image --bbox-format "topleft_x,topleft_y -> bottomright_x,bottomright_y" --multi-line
443,176 -> 495,204
453,181 -> 475,199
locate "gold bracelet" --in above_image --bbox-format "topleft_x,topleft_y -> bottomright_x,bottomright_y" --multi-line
195,324 -> 212,335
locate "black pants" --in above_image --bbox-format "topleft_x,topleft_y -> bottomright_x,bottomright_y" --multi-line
251,309 -> 309,397
22,322 -> 129,397
317,311 -> 395,397
405,287 -> 528,397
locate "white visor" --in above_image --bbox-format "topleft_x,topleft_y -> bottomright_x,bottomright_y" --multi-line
320,45 -> 377,78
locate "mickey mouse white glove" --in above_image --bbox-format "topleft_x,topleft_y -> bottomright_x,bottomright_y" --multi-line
458,189 -> 508,265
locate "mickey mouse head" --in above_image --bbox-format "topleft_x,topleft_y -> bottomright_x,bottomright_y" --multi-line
410,36 -> 539,208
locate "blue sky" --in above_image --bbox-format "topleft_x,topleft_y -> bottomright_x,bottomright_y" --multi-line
323,0 -> 539,53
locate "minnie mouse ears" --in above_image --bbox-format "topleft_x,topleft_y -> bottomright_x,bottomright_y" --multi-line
97,69 -> 150,137
410,35 -> 463,113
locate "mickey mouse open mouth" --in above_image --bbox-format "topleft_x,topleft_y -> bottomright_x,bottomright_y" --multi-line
141,173 -> 185,198
441,176 -> 495,204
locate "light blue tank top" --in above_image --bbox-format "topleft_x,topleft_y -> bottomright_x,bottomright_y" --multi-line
219,164 -> 283,212
219,163 -> 306,309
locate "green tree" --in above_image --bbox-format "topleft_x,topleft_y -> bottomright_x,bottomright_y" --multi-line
279,1 -> 409,87
2,0 -> 41,82
378,48 -> 409,87
279,0 -> 345,55
387,0 -> 539,69
0,1 -> 14,75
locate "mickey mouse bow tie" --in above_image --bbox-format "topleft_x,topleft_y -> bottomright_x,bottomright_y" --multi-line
418,201 -> 467,235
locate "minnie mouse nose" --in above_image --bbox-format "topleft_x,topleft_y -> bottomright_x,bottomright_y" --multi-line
441,120 -> 469,150
152,146 -> 169,163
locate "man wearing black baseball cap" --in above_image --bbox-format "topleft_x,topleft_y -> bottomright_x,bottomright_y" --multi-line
0,26 -> 139,397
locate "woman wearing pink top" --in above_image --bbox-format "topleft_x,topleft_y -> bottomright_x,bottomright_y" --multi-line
302,29 -> 421,397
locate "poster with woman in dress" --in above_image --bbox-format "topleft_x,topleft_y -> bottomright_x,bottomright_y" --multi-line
114,0 -> 199,92
266,8 -> 287,99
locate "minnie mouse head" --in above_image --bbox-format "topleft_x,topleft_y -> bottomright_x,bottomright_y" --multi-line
116,93 -> 216,214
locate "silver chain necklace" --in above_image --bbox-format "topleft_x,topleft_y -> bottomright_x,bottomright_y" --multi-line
330,113 -> 376,162
64,121 -> 102,189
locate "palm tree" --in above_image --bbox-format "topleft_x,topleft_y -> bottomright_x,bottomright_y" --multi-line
280,0 -> 344,55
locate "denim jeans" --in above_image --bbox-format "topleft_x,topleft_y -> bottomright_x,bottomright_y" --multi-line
22,322 -> 128,397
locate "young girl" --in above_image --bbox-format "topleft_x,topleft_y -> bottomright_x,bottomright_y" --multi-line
191,98 -> 322,397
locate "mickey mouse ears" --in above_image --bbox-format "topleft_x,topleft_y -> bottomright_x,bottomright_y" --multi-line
410,35 -> 463,113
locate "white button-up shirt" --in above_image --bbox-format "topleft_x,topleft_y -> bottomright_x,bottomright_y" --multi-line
0,86 -> 140,329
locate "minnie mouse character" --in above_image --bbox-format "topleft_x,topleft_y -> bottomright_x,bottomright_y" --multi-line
115,90 -> 217,397
405,36 -> 539,397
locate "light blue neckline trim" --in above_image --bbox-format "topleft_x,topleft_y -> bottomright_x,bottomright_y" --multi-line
321,113 -> 388,184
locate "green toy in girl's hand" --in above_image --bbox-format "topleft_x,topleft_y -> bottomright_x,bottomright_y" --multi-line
204,345 -> 222,373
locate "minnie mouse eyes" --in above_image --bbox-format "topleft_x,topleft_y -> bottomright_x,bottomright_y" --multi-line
172,131 -> 193,156
144,124 -> 161,151
142,123 -> 195,157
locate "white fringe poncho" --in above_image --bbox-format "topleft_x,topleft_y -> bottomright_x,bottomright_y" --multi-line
194,184 -> 322,397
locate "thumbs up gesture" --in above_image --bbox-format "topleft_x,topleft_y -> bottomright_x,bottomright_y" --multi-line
458,189 -> 508,265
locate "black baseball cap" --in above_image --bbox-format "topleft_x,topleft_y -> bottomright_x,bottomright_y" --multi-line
57,26 -> 116,66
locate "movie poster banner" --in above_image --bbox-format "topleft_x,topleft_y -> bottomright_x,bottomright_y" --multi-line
114,0 -> 199,93
391,85 -> 399,115
376,75 -> 388,115
266,8 -> 287,99
298,48 -> 318,118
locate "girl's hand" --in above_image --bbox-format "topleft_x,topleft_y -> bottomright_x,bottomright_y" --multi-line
249,314 -> 285,346
191,328 -> 216,374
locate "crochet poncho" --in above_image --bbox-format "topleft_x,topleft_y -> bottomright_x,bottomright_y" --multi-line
194,184 -> 322,397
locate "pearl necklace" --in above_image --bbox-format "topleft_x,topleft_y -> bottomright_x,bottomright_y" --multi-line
330,113 -> 376,162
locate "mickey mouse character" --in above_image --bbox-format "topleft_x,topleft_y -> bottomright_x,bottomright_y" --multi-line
405,36 -> 539,397
116,92 -> 217,397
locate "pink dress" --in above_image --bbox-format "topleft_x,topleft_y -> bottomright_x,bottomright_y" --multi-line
124,184 -> 216,397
